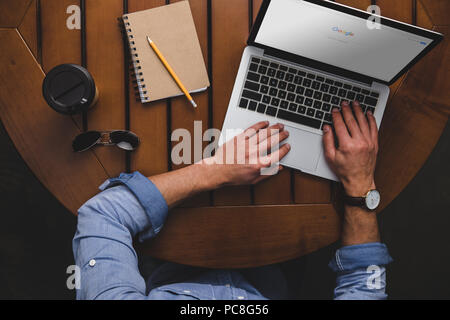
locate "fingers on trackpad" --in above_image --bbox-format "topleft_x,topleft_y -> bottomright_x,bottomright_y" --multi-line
279,125 -> 322,172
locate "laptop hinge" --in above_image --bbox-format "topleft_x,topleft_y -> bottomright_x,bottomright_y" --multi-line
263,48 -> 374,87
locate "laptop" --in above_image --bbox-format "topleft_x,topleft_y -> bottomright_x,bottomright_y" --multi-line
219,0 -> 443,181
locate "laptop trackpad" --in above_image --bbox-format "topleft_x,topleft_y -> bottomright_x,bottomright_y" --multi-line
279,125 -> 322,172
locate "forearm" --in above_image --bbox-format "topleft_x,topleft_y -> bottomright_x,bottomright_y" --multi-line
341,205 -> 380,246
149,162 -> 224,208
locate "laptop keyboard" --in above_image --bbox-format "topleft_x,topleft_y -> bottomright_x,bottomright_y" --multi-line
238,56 -> 380,130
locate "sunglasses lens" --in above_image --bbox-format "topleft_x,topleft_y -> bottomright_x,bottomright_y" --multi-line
110,131 -> 140,151
72,131 -> 101,152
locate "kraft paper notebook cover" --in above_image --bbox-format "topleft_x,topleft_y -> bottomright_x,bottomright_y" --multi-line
122,1 -> 210,103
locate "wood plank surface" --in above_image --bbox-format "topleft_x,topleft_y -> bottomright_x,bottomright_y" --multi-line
128,0 -> 169,178
18,0 -> 38,61
254,170 -> 293,205
335,0 -> 371,11
141,204 -> 340,268
211,0 -> 252,206
295,174 -> 332,204
0,0 -> 32,27
416,0 -> 433,30
84,0 -> 126,177
40,0 -> 81,72
377,0 -> 413,23
419,0 -> 450,26
0,29 -> 108,213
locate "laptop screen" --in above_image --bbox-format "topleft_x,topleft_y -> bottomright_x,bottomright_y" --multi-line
253,0 -> 437,83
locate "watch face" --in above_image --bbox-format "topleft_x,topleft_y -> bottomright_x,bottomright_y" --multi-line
365,190 -> 381,210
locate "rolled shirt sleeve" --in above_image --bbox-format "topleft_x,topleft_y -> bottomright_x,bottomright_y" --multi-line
73,172 -> 168,299
97,171 -> 169,241
329,242 -> 393,300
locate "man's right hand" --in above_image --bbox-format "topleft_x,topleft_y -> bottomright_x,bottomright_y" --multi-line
322,101 -> 379,197
322,100 -> 381,246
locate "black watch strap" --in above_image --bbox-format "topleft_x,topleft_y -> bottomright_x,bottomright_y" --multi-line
343,195 -> 366,208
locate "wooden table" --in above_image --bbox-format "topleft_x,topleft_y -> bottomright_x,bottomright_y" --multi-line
0,0 -> 448,268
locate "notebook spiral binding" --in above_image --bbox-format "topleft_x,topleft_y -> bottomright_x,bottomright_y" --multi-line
119,16 -> 149,103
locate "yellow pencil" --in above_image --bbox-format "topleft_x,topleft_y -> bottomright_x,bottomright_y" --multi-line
146,36 -> 197,108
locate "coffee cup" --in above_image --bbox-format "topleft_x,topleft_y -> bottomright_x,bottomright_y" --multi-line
42,64 -> 98,115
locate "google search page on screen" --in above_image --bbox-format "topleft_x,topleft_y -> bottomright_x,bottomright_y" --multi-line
254,0 -> 432,81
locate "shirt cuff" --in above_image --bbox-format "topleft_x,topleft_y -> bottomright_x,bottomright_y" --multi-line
329,242 -> 393,273
99,171 -> 168,240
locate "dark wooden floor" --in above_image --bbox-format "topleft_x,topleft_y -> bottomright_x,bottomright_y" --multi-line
0,121 -> 76,300
1,118 -> 448,299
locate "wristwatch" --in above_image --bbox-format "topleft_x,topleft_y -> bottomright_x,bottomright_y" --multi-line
344,189 -> 381,211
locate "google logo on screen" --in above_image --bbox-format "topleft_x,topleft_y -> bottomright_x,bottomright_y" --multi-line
332,27 -> 355,36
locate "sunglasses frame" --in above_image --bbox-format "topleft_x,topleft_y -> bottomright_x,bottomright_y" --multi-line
73,130 -> 140,152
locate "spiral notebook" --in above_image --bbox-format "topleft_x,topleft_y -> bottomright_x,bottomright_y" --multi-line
122,1 -> 210,103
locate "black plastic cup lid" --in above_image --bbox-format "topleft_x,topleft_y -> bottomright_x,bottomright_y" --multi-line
42,64 -> 96,115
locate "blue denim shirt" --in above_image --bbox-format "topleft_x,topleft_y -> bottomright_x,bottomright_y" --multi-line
73,172 -> 392,300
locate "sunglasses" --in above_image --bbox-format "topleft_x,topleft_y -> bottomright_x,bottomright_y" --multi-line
72,130 -> 140,152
